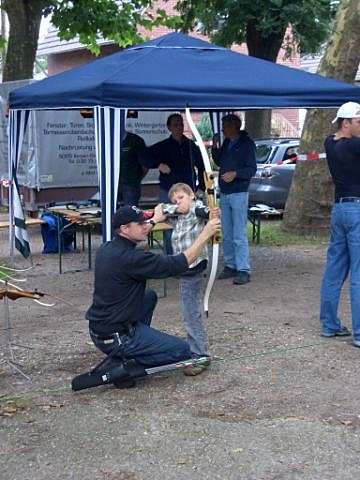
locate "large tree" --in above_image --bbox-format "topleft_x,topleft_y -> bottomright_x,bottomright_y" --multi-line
172,0 -> 335,138
1,0 -> 163,81
283,0 -> 360,234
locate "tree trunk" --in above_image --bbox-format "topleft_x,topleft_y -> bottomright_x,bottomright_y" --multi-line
245,109 -> 272,139
245,20 -> 287,138
283,0 -> 360,234
2,0 -> 44,81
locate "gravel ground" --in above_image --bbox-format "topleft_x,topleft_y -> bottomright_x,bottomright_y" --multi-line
1,223 -> 360,480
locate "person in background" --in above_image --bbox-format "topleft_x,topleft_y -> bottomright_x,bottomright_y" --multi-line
212,114 -> 257,285
142,113 -> 205,253
117,130 -> 148,206
320,102 -> 360,347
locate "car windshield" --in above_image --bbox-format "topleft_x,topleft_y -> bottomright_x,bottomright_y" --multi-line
256,144 -> 273,164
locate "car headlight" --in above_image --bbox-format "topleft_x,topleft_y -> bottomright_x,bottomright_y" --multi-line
255,166 -> 273,178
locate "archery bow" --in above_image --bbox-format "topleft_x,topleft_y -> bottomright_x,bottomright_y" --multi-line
0,279 -> 55,307
0,287 -> 45,301
185,108 -> 220,317
0,265 -> 73,307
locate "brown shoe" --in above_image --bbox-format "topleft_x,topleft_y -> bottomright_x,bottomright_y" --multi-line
183,357 -> 211,376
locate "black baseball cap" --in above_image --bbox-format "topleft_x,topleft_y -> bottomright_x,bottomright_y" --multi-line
112,205 -> 151,230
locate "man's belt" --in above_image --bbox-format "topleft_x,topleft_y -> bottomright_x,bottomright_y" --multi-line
335,197 -> 360,204
90,324 -> 136,343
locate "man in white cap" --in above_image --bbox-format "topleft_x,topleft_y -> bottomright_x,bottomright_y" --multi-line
320,102 -> 360,347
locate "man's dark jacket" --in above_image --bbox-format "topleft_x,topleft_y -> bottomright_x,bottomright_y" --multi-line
142,135 -> 205,192
120,132 -> 146,187
212,131 -> 257,195
86,235 -> 188,335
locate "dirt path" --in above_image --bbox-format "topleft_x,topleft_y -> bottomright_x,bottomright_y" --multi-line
1,227 -> 360,480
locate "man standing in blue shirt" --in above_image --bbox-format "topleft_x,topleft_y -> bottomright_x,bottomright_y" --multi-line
320,102 -> 360,347
212,114 -> 257,285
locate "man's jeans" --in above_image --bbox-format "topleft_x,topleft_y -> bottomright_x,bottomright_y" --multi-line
320,203 -> 360,341
179,273 -> 208,357
90,289 -> 191,367
220,191 -> 250,272
160,188 -> 173,254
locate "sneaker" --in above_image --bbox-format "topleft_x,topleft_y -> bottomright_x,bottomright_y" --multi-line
218,266 -> 237,279
353,340 -> 360,348
183,357 -> 211,376
321,326 -> 351,337
233,271 -> 250,285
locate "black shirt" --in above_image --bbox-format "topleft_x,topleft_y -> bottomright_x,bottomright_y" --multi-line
325,135 -> 360,201
86,235 -> 188,335
120,132 -> 146,187
143,135 -> 205,192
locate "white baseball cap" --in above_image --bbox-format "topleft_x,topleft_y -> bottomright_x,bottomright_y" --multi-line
332,101 -> 360,123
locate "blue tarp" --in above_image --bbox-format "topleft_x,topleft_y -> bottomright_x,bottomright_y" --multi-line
9,32 -> 360,110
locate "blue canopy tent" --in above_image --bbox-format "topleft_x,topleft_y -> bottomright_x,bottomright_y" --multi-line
8,32 -> 360,255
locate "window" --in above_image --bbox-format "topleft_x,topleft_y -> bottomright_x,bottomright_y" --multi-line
256,144 -> 273,164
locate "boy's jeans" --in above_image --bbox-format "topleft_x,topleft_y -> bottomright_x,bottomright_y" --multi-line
179,273 -> 208,357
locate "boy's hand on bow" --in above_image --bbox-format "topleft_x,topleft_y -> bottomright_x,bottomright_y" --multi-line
209,207 -> 220,220
152,203 -> 166,223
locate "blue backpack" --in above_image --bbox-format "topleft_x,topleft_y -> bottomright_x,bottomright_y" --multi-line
40,213 -> 75,254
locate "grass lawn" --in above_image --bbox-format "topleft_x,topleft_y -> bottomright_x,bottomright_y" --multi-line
251,220 -> 329,247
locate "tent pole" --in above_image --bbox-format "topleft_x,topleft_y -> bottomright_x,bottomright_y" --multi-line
8,110 -> 14,261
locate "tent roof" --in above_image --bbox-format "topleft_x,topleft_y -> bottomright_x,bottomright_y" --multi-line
9,32 -> 360,110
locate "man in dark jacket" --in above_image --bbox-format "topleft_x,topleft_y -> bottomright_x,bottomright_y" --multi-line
142,113 -> 205,253
117,131 -> 148,206
86,204 -> 220,369
212,114 -> 257,285
320,101 -> 360,347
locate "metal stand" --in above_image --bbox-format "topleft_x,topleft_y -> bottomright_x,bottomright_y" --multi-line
0,281 -> 31,381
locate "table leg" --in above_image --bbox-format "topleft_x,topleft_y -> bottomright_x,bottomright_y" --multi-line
255,216 -> 261,244
57,214 -> 62,274
88,226 -> 92,270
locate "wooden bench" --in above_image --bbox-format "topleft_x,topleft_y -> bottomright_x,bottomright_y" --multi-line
0,218 -> 45,229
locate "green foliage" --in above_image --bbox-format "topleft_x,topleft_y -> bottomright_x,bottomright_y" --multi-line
34,55 -> 48,77
43,0 -> 158,54
196,113 -> 213,140
174,0 -> 336,56
0,265 -> 9,281
0,35 -> 6,51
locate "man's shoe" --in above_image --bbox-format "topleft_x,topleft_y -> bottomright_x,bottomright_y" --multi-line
183,357 -> 211,376
218,266 -> 237,279
353,340 -> 360,348
321,326 -> 351,337
233,271 -> 250,285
